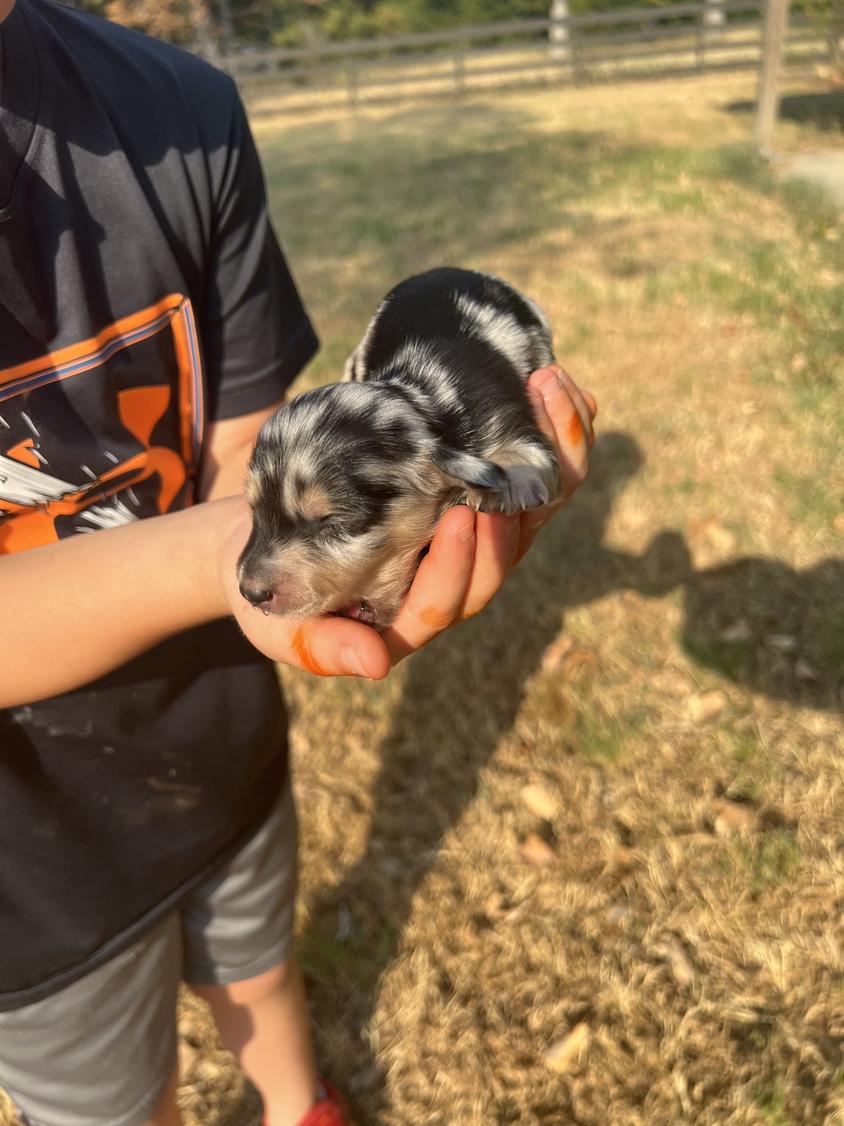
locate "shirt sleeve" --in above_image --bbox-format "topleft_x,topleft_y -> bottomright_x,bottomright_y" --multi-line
198,83 -> 319,421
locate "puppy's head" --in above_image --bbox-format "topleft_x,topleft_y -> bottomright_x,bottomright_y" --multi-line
239,382 -> 511,627
239,383 -> 479,626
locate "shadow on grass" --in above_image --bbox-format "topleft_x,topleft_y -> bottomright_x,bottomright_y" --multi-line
301,430 -> 646,1115
724,89 -> 844,131
678,549 -> 843,708
301,434 -> 841,1117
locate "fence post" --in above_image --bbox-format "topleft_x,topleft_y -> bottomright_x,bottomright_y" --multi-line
755,0 -> 790,158
829,10 -> 844,77
700,0 -> 725,68
346,59 -> 360,109
453,43 -> 466,93
549,0 -> 571,66
703,0 -> 726,41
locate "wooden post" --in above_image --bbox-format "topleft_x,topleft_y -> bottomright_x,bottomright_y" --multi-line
217,0 -> 234,56
755,0 -> 790,158
346,60 -> 359,109
549,0 -> 571,65
189,0 -> 219,64
453,47 -> 466,94
701,0 -> 725,67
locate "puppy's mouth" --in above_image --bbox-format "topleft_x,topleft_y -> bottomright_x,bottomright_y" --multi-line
326,598 -> 378,626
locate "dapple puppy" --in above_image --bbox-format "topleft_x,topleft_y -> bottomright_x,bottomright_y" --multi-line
238,267 -> 560,627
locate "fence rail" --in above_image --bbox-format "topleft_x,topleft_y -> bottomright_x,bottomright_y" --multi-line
217,2 -> 834,112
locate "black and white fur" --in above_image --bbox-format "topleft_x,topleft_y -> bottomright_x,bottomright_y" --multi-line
238,267 -> 560,627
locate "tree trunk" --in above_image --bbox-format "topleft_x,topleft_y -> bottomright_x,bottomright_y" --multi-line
216,0 -> 234,54
190,0 -> 219,61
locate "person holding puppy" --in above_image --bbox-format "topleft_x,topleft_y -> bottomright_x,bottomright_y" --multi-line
0,2 -> 597,1124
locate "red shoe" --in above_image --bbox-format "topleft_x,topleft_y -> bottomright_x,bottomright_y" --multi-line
263,1080 -> 354,1126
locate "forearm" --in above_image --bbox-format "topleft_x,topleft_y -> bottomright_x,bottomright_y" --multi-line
0,498 -> 238,708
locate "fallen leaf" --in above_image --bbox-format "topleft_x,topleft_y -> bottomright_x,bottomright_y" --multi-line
520,832 -> 556,865
619,507 -> 648,532
541,636 -> 575,673
606,904 -> 631,926
521,782 -> 560,819
566,648 -> 598,678
718,619 -> 753,644
765,633 -> 798,654
795,657 -> 820,682
687,689 -> 727,723
654,935 -> 695,986
484,892 -> 523,922
689,517 -> 737,558
604,846 -> 639,874
712,798 -> 758,836
654,669 -> 691,697
544,1023 -> 591,1072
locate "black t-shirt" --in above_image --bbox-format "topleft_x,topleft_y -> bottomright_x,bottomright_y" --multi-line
0,0 -> 318,1008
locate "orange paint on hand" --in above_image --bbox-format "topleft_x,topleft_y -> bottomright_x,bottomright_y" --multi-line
291,626 -> 331,677
419,606 -> 454,630
567,410 -> 584,446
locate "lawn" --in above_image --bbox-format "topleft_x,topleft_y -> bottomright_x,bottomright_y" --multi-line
3,68 -> 842,1126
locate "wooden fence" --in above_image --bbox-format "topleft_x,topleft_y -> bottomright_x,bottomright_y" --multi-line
218,1 -> 833,112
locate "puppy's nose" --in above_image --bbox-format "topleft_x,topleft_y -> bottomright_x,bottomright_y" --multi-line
239,582 -> 275,610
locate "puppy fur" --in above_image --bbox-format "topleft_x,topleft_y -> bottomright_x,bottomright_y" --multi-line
239,267 -> 560,626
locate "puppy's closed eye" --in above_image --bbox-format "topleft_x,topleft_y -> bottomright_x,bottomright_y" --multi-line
297,484 -> 332,523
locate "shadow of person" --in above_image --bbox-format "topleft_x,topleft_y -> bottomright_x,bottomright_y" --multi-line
677,549 -> 843,713
303,431 -> 677,1103
632,530 -> 842,709
303,433 -> 842,1114
723,89 -> 844,132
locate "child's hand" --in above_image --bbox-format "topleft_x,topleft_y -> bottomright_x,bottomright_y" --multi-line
218,365 -> 596,677
381,364 -> 597,661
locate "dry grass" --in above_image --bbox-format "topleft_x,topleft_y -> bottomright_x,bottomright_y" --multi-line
2,70 -> 842,1126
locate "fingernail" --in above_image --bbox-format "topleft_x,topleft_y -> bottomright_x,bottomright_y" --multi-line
456,517 -> 475,543
341,647 -> 369,677
531,368 -> 564,398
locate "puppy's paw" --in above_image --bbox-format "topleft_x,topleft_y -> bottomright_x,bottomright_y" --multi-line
477,463 -> 556,514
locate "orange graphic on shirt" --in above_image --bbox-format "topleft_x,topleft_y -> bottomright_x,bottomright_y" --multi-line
0,294 -> 203,555
0,387 -> 187,554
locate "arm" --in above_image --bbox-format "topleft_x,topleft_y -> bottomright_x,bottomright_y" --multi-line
0,498 -> 238,707
0,401 -> 282,709
0,365 -> 594,708
196,401 -> 282,502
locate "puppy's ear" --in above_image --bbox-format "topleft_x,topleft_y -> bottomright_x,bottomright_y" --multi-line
432,445 -> 508,493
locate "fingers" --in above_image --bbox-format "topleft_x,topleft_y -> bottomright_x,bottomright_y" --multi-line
514,502 -> 557,564
382,506 -> 476,663
527,366 -> 593,499
518,364 -> 597,563
460,511 -> 520,619
556,364 -> 597,435
287,615 -> 391,680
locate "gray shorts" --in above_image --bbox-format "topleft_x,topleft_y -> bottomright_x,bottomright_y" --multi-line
0,779 -> 298,1126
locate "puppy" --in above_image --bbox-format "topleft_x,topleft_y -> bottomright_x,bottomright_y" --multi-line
238,267 -> 560,627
